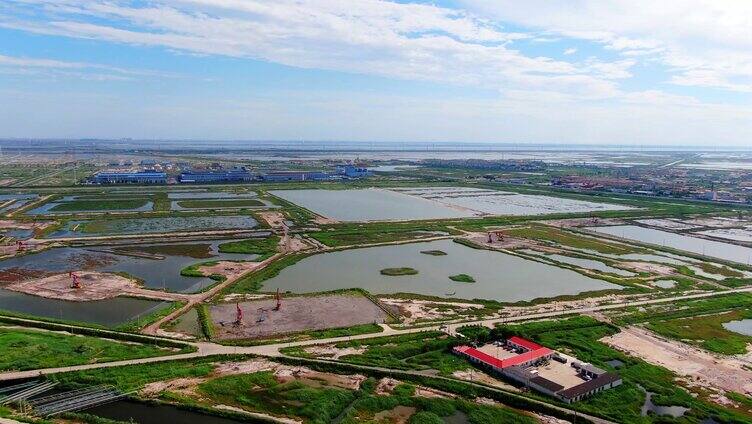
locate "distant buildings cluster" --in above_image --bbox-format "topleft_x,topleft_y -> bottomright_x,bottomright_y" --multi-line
88,164 -> 371,185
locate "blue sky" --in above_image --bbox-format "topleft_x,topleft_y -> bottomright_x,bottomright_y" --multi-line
0,0 -> 751,145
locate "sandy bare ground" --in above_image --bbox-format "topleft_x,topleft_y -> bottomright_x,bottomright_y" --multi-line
374,377 -> 453,399
452,370 -> 518,391
381,298 -> 485,325
0,179 -> 15,187
303,344 -> 366,359
312,215 -> 338,224
258,211 -> 286,228
621,261 -> 675,275
4,271 -> 190,302
211,294 -> 388,340
601,326 -> 752,396
373,405 -> 416,424
467,233 -> 535,250
198,261 -> 261,281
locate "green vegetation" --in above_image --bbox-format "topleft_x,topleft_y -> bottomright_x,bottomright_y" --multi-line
283,332 -> 469,375
503,224 -> 640,255
448,274 -> 475,283
49,198 -> 149,212
176,199 -> 265,209
180,261 -> 224,281
611,292 -> 752,325
420,250 -> 447,256
51,357 -> 219,391
0,327 -> 178,371
310,220 -> 457,247
697,262 -> 745,278
483,316 -> 751,423
198,371 -> 355,424
646,309 -> 752,355
196,304 -> 215,339
217,236 -> 279,260
226,252 -> 308,293
116,301 -> 186,333
381,267 -> 419,276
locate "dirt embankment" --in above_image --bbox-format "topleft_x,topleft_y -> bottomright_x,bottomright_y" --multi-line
4,271 -> 189,302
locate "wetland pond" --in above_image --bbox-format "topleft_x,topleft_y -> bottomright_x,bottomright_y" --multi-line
0,289 -> 166,326
47,215 -> 259,238
591,225 -> 752,265
722,319 -> 752,336
262,239 -> 620,302
87,400 -> 247,424
0,239 -> 257,293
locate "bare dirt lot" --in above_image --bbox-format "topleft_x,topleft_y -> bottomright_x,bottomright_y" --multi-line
210,294 -> 388,339
257,211 -> 285,229
198,261 -> 260,281
4,271 -> 189,302
380,298 -> 485,324
601,326 -> 752,396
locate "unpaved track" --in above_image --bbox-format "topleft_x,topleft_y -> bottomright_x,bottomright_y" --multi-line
141,253 -> 284,335
4,286 -> 752,382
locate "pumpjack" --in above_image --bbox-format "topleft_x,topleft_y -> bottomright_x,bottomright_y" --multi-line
234,302 -> 243,326
273,288 -> 282,311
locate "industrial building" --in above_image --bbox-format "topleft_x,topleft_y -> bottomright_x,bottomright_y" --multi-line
260,171 -> 331,182
454,337 -> 622,403
179,167 -> 255,183
91,171 -> 167,185
337,164 -> 372,178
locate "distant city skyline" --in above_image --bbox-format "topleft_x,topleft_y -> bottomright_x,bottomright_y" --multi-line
1,1 -> 751,145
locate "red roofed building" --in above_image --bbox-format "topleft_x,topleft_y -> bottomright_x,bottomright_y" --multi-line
507,336 -> 543,352
452,338 -> 553,372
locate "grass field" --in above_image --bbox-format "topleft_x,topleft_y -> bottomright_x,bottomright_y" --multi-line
283,332 -> 469,375
49,198 -> 150,212
176,199 -> 265,209
646,309 -> 752,355
217,236 -> 279,260
0,327 -> 180,371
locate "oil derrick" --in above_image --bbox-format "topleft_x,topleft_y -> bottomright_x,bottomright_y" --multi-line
487,232 -> 493,243
273,288 -> 282,311
234,302 -> 243,326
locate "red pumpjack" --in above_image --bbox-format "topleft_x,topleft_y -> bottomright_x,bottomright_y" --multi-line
70,271 -> 81,289
16,240 -> 25,252
273,288 -> 282,311
234,302 -> 243,326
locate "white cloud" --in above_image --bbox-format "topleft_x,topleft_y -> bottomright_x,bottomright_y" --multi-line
563,48 -> 577,55
0,53 -> 173,80
0,0 -> 632,99
461,0 -> 752,93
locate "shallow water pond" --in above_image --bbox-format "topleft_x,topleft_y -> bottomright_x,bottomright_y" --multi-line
722,319 -> 752,336
0,289 -> 166,326
262,239 -> 620,302
271,188 -> 472,221
591,225 -> 752,265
